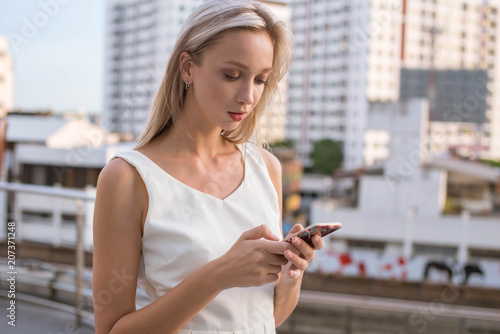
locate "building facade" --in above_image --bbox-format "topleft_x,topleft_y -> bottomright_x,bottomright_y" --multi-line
103,0 -> 202,137
287,0 -> 500,168
400,69 -> 488,124
2,112 -> 123,250
287,0 -> 398,169
365,99 -> 491,165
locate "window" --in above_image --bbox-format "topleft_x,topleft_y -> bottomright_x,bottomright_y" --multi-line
347,239 -> 385,253
415,244 -> 457,257
470,248 -> 500,260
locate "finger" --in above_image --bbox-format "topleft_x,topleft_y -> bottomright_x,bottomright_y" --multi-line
266,253 -> 288,266
241,224 -> 280,241
265,264 -> 283,275
286,268 -> 302,279
311,234 -> 324,250
284,224 -> 305,240
290,224 -> 304,233
284,249 -> 309,271
261,239 -> 299,256
265,273 -> 280,284
291,237 -> 315,262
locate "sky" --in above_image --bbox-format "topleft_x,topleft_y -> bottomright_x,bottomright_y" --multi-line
0,0 -> 105,114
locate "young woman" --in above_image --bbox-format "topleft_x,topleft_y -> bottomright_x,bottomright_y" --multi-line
92,1 -> 324,333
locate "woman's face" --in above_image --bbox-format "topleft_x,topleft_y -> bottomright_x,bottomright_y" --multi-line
187,29 -> 274,131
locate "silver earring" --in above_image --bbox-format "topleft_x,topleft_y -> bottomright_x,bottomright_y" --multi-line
185,82 -> 190,90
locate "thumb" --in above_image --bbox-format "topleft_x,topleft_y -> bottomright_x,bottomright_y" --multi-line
284,224 -> 305,241
240,224 -> 280,241
286,224 -> 304,237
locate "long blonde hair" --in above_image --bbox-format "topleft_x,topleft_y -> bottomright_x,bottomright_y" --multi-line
134,0 -> 293,154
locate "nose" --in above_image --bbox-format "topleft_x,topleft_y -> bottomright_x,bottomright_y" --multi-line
236,80 -> 254,106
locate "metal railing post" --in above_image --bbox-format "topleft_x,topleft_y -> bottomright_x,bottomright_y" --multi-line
75,198 -> 84,327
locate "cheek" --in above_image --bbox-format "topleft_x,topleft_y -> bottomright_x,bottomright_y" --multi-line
194,71 -> 224,102
253,88 -> 265,107
197,81 -> 226,105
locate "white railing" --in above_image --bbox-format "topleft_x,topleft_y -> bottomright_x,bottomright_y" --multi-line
14,187 -> 95,251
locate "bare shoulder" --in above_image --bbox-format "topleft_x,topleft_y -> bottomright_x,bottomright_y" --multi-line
98,156 -> 140,188
95,155 -> 148,236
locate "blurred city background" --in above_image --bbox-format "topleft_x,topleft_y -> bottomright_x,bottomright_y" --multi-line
0,0 -> 499,333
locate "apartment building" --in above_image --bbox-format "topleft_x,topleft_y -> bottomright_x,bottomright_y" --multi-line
103,0 -> 202,137
287,0 -> 398,168
287,0 -> 500,168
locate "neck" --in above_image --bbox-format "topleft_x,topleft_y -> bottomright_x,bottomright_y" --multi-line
156,102 -> 231,161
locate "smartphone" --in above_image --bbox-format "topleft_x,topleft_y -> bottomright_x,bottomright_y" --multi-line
284,222 -> 341,247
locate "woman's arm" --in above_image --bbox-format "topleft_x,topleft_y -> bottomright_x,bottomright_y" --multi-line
262,149 -> 323,327
93,158 -> 289,334
262,150 -> 302,325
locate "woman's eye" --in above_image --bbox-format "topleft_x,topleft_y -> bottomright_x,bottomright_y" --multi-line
255,78 -> 267,85
225,74 -> 239,81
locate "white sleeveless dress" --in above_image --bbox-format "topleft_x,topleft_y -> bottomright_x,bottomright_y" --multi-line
110,142 -> 281,334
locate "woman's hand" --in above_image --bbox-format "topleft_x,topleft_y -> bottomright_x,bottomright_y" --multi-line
280,224 -> 324,281
214,224 -> 295,290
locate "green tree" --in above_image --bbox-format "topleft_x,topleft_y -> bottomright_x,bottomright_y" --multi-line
309,139 -> 343,174
481,159 -> 500,168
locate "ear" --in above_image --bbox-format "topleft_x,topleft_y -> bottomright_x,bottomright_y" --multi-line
179,51 -> 194,84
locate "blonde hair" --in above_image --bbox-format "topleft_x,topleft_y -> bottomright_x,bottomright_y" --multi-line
134,0 -> 293,155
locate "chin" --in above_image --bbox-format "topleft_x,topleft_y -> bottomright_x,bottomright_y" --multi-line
222,123 -> 242,132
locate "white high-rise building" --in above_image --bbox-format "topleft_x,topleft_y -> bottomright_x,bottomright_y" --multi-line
287,0 -> 500,168
0,35 -> 14,118
103,0 -> 203,138
287,0 -> 376,169
103,0 -> 291,142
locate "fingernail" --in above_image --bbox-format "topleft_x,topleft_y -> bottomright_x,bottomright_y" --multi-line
292,237 -> 301,245
285,250 -> 293,258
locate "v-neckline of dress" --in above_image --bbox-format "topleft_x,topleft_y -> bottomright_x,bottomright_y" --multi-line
133,143 -> 247,203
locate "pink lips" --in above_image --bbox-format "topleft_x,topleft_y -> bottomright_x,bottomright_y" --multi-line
228,112 -> 247,122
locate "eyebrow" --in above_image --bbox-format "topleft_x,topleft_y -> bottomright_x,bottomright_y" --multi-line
222,60 -> 272,72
